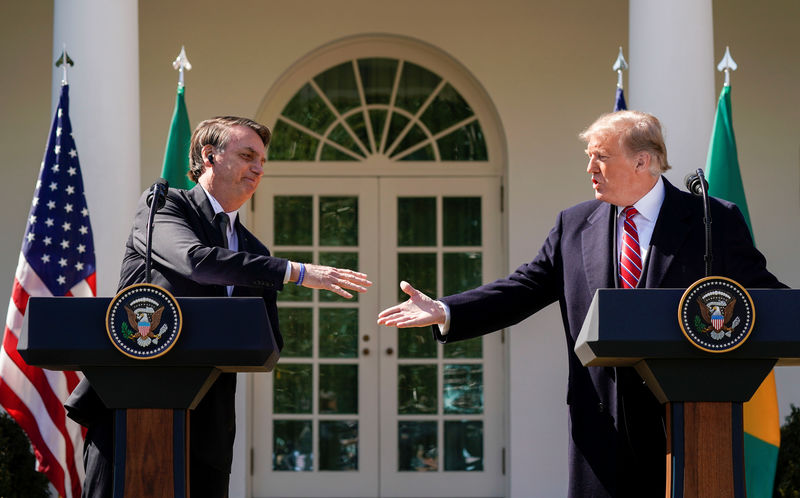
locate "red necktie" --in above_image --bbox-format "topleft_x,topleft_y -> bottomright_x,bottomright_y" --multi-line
619,206 -> 642,289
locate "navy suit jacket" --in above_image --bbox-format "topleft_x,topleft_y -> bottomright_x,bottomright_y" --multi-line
434,178 -> 783,497
67,184 -> 286,474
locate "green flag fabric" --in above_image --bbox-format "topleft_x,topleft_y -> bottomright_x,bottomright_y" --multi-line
705,85 -> 751,234
161,85 -> 194,190
705,84 -> 780,498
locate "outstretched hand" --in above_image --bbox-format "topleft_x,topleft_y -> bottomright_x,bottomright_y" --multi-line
300,263 -> 372,298
377,281 -> 446,328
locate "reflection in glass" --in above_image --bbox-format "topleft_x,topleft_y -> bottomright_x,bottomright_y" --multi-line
314,61 -> 360,114
444,337 -> 482,359
319,252 -> 358,303
273,364 -> 312,413
396,62 -> 442,115
420,83 -> 474,135
437,121 -> 488,161
319,308 -> 358,358
443,364 -> 483,414
397,253 -> 436,300
277,308 -> 312,357
398,365 -> 437,414
443,197 -> 481,246
320,197 -> 358,246
398,328 -> 437,358
398,421 -> 438,471
319,364 -> 358,414
319,421 -> 359,471
443,252 -> 482,296
444,421 -> 483,471
274,196 -> 312,246
398,197 -> 435,247
390,123 -> 427,157
275,251 -> 313,302
357,58 -> 398,105
273,420 -> 312,471
268,120 -> 319,161
281,83 -> 335,135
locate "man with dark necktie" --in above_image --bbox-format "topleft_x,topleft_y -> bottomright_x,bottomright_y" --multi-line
68,116 -> 372,497
378,110 -> 784,497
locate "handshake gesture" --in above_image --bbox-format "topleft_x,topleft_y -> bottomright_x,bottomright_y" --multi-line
377,281 -> 447,328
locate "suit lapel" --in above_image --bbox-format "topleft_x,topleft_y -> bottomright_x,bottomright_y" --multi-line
582,202 -> 616,292
644,178 -> 693,288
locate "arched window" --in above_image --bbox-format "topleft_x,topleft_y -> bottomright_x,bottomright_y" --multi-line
257,35 -> 505,176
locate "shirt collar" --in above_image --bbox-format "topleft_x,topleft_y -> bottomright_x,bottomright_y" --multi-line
617,176 -> 665,222
199,184 -> 239,225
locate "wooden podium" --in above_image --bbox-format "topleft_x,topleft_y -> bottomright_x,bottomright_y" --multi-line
17,296 -> 279,498
575,288 -> 799,498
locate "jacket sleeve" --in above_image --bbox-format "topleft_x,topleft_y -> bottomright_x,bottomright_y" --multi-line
435,211 -> 565,343
128,190 -> 288,289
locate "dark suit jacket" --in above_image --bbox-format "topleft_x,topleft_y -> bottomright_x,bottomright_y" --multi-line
67,184 -> 286,474
434,178 -> 784,497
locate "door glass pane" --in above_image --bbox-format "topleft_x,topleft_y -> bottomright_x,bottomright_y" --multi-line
319,196 -> 358,246
319,251 -> 359,302
326,125 -> 364,159
278,307 -> 312,357
444,421 -> 483,471
398,198 -> 435,246
398,328 -> 436,358
443,197 -> 481,246
314,61 -> 360,114
273,420 -> 312,471
319,420 -> 359,471
319,364 -> 358,414
398,365 -> 437,414
274,196 -> 312,245
282,82 -> 335,134
419,83 -> 474,135
357,58 -> 398,105
443,338 -> 482,359
268,120 -> 319,161
319,308 -> 358,358
398,421 -> 438,471
274,364 -> 313,413
437,121 -> 488,161
275,251 -> 313,302
397,253 -> 436,299
443,364 -> 483,414
443,252 -> 482,296
396,62 -> 442,115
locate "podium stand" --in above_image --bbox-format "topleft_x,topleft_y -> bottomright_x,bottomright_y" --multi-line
575,288 -> 800,497
18,296 -> 279,498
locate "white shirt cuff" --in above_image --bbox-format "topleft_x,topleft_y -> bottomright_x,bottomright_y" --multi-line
437,300 -> 451,335
283,261 -> 293,284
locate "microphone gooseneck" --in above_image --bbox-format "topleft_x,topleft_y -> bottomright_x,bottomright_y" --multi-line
686,169 -> 713,277
145,178 -> 169,283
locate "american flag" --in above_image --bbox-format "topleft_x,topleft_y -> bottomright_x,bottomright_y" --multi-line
0,83 -> 94,498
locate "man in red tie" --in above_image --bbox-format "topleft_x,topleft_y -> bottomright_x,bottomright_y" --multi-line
378,110 -> 785,497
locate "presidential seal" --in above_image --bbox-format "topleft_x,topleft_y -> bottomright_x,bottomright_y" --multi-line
106,283 -> 182,359
678,276 -> 755,353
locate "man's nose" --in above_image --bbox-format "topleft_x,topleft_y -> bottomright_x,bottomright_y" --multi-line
586,157 -> 597,173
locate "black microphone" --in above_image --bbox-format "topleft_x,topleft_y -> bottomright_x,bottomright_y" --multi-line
145,178 -> 169,283
146,178 -> 169,209
684,171 -> 708,197
685,168 -> 713,276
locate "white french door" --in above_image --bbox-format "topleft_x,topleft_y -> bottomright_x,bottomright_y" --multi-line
251,176 -> 503,498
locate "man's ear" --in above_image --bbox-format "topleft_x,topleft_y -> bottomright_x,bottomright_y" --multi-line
202,145 -> 215,166
635,151 -> 651,172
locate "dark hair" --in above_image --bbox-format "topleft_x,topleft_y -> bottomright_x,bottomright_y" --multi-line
188,116 -> 271,182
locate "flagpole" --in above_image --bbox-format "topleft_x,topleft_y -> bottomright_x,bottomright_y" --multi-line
717,46 -> 738,87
